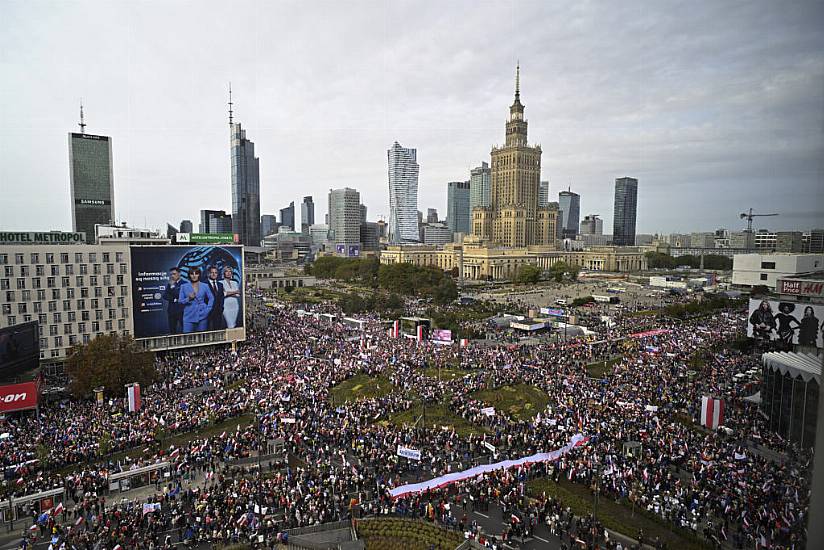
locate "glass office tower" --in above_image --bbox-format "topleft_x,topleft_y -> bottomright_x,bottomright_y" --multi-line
69,132 -> 114,242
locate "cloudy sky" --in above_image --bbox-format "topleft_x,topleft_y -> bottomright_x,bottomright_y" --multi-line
1,0 -> 823,235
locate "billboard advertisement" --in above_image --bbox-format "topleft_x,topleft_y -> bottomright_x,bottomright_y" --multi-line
539,307 -> 566,317
0,321 -> 39,382
335,244 -> 361,257
431,329 -> 453,342
0,380 -> 41,413
748,298 -> 823,348
130,245 -> 244,339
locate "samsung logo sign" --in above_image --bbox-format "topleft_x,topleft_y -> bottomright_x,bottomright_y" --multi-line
74,199 -> 111,206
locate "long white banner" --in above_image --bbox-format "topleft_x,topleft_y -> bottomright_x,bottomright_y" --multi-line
388,433 -> 589,498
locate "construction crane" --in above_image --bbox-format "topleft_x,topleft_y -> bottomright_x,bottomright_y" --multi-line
740,208 -> 778,233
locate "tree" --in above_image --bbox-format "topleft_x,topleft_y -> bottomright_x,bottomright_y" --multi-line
433,278 -> 458,305
65,333 -> 157,399
514,264 -> 542,284
644,251 -> 677,269
547,261 -> 579,283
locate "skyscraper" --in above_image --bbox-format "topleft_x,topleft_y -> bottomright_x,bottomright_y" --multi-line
280,201 -> 295,231
580,215 -> 603,235
447,181 -> 471,235
199,209 -> 233,234
69,105 -> 114,243
469,162 -> 491,210
558,189 -> 580,239
300,196 -> 314,234
472,64 -> 556,247
538,181 -> 550,207
612,177 -> 638,246
387,142 -> 420,243
179,220 -> 193,234
261,214 -> 278,237
229,89 -> 261,245
360,204 -> 368,224
328,187 -> 362,253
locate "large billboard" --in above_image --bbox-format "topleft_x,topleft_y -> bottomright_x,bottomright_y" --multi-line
130,246 -> 244,339
0,380 -> 41,413
0,321 -> 39,382
748,298 -> 824,348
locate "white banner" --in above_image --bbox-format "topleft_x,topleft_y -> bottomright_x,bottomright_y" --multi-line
396,446 -> 421,461
388,434 -> 589,498
280,417 -> 296,424
483,441 -> 496,453
481,406 -> 495,416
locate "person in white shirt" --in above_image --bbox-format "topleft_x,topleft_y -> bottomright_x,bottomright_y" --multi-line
220,266 -> 241,329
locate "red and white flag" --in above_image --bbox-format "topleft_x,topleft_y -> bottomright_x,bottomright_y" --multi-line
392,320 -> 400,338
416,325 -> 424,342
460,338 -> 469,348
700,396 -> 724,429
52,502 -> 64,516
127,383 -> 141,412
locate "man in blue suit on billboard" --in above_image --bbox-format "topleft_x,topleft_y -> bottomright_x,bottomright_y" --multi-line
205,266 -> 225,331
162,267 -> 184,334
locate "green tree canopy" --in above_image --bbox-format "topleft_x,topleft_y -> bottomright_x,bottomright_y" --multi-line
65,333 -> 157,399
514,264 -> 542,284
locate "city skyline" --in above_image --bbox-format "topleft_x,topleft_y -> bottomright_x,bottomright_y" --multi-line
1,1 -> 823,234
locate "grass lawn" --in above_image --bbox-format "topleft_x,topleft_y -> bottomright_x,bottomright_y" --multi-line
527,477 -> 709,550
420,367 -> 472,381
388,402 -> 486,436
471,384 -> 549,421
585,356 -> 623,378
624,309 -> 659,317
329,374 -> 396,404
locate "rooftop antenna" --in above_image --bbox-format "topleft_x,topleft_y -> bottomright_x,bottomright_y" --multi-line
228,82 -> 233,126
79,99 -> 86,134
515,60 -> 520,100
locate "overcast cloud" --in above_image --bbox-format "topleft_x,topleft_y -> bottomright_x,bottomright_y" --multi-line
1,0 -> 823,235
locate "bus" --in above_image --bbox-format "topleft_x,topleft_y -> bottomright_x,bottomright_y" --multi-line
592,295 -> 620,304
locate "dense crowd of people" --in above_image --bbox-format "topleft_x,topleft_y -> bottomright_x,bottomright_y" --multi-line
0,287 -> 812,549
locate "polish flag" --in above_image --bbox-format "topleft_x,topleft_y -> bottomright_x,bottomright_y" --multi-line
127,383 -> 141,413
169,448 -> 180,459
460,338 -> 469,348
700,396 -> 724,430
75,516 -> 84,526
392,320 -> 400,338
417,325 -> 425,342
52,503 -> 64,516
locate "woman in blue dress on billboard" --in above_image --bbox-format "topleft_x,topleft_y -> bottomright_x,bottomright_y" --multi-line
179,267 -> 213,333
221,266 -> 241,328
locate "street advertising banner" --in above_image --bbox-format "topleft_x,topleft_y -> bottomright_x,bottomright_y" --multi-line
747,298 -> 823,348
130,245 -> 244,338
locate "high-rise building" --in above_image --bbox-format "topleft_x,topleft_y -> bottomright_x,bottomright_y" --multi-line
808,229 -> 824,253
538,181 -> 550,208
612,177 -> 638,246
69,107 -> 115,243
229,92 -> 261,245
360,204 -> 368,224
309,223 -> 329,246
447,181 -> 471,235
179,220 -> 193,234
199,209 -> 233,234
426,208 -> 439,224
261,214 -> 278,238
360,222 -> 380,251
580,214 -> 603,235
472,65 -> 556,247
387,142 -> 420,243
422,223 -> 453,246
558,189 -> 580,240
300,196 -> 315,234
470,162 -> 491,210
328,188 -> 362,251
280,201 -> 295,231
